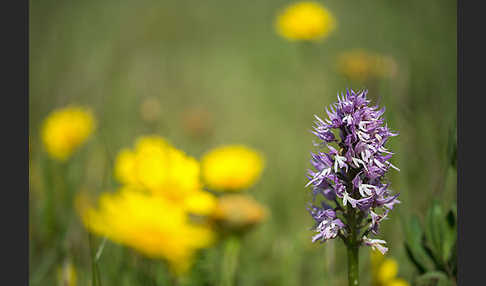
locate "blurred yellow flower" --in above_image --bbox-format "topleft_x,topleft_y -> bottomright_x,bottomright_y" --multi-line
57,260 -> 77,286
41,106 -> 95,161
77,187 -> 215,276
371,248 -> 385,269
276,1 -> 336,41
371,250 -> 410,286
201,145 -> 264,192
337,49 -> 398,82
211,194 -> 268,233
114,135 -> 216,215
378,259 -> 398,284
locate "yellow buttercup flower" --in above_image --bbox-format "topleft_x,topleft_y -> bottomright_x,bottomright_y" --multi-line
113,148 -> 138,186
77,187 -> 215,276
114,135 -> 216,215
371,250 -> 410,286
41,106 -> 95,161
201,145 -> 264,192
276,1 -> 336,41
337,49 -> 398,82
184,190 -> 219,215
378,259 -> 399,284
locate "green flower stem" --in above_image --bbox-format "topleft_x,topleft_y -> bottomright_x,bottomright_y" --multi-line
88,233 -> 102,286
43,158 -> 56,239
219,236 -> 241,286
347,243 -> 359,286
346,206 -> 360,286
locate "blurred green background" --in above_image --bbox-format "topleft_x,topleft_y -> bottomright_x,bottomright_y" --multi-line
29,0 -> 456,285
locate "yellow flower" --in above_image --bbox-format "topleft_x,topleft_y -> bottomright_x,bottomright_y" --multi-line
371,248 -> 386,269
114,135 -> 216,215
337,49 -> 398,82
276,1 -> 336,41
201,145 -> 264,192
113,148 -> 138,185
57,260 -> 77,286
211,194 -> 268,233
41,106 -> 96,161
371,250 -> 410,286
378,259 -> 399,284
77,187 -> 215,276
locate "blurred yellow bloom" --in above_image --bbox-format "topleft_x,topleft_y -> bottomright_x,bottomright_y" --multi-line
41,106 -> 95,161
114,135 -> 216,215
378,259 -> 398,284
371,248 -> 385,269
57,260 -> 77,286
201,145 -> 264,192
276,1 -> 336,41
211,194 -> 268,233
337,49 -> 398,82
77,187 -> 215,275
371,250 -> 410,286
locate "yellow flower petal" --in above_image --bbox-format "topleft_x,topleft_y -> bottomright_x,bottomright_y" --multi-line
77,187 -> 215,276
378,258 -> 399,284
276,1 -> 336,41
41,106 -> 95,161
113,135 -> 205,203
202,145 -> 264,191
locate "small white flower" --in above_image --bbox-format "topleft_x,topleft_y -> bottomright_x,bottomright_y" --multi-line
343,114 -> 353,126
357,131 -> 371,142
334,155 -> 348,173
359,184 -> 376,197
352,157 -> 368,171
378,146 -> 394,154
361,149 -> 371,163
363,236 -> 388,255
359,120 -> 370,131
386,161 -> 400,171
374,158 -> 386,170
305,167 -> 331,187
342,192 -> 357,208
314,114 -> 326,125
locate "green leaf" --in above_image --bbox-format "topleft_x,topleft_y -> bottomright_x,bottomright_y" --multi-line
425,200 -> 450,266
447,239 -> 457,277
427,202 -> 456,267
415,271 -> 452,286
404,215 -> 435,273
443,212 -> 457,265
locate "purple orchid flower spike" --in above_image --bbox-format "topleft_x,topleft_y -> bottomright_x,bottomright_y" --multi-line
305,89 -> 401,286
